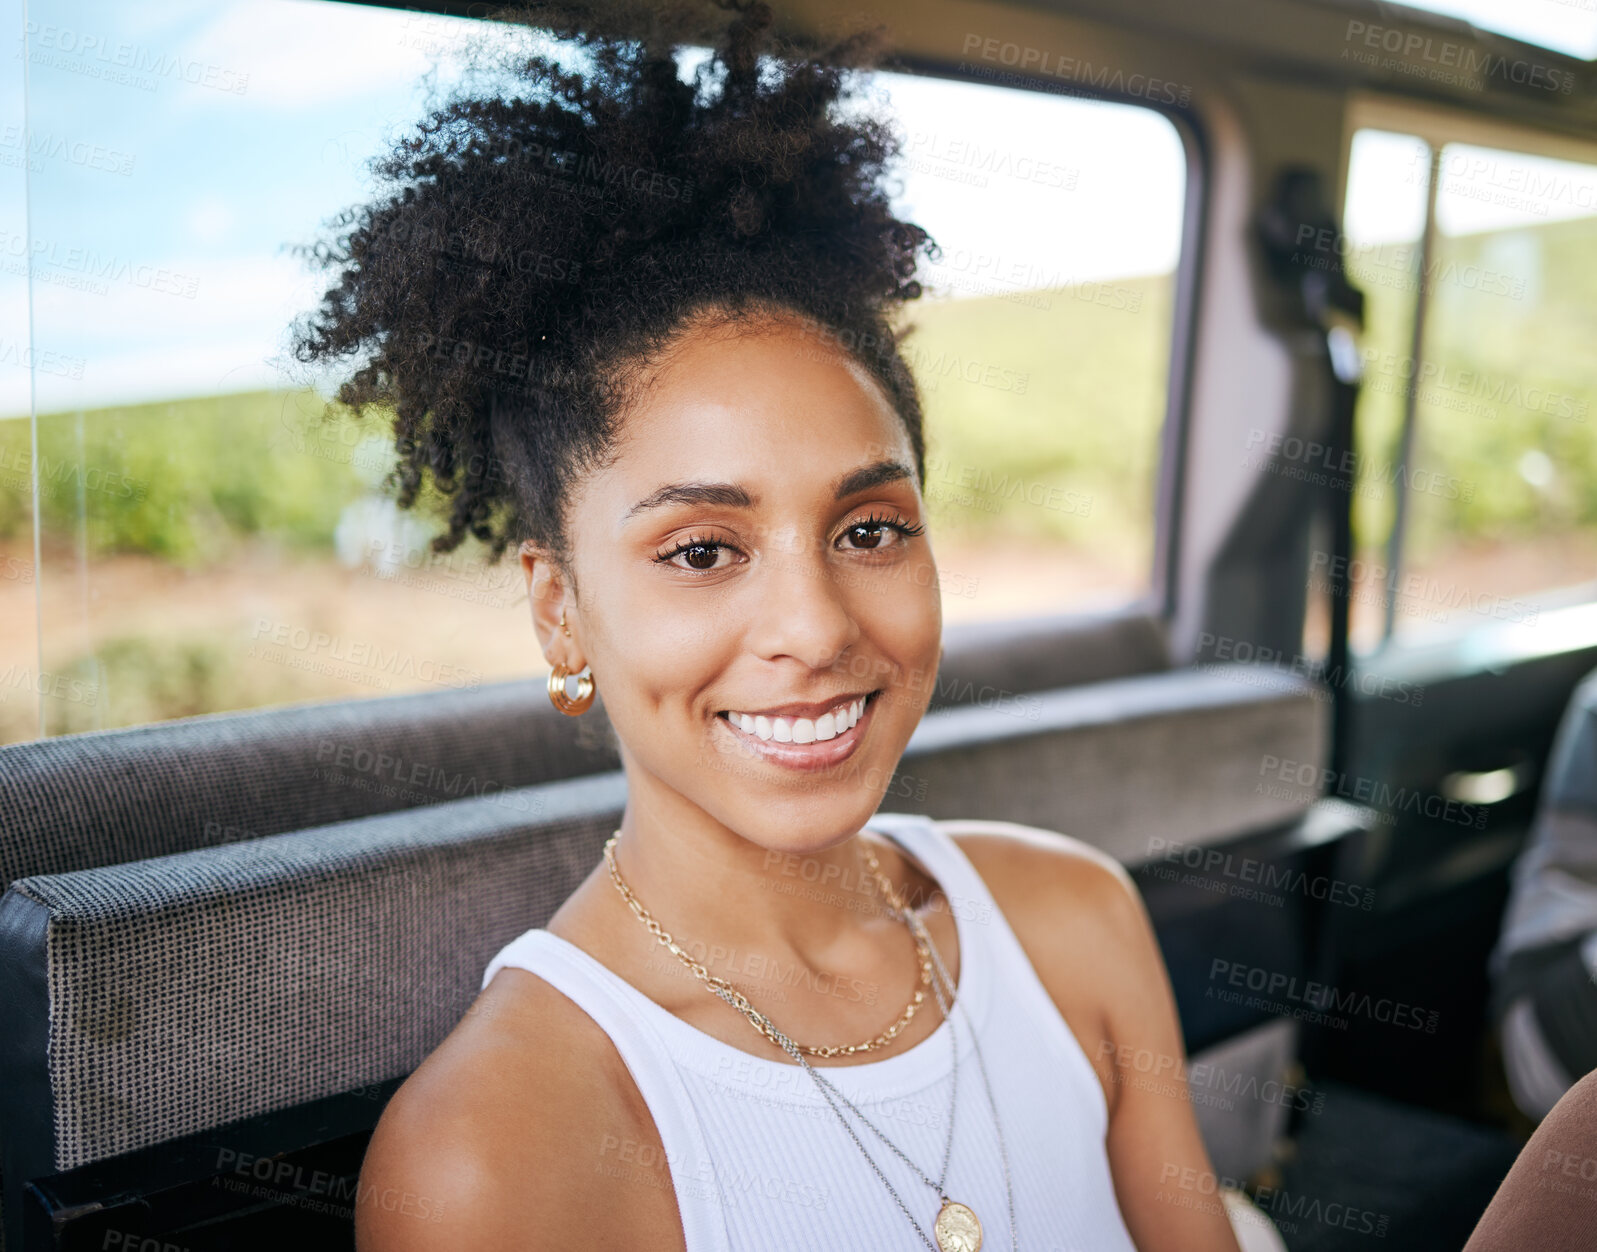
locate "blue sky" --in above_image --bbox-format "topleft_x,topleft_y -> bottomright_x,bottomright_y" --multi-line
4,0 -> 1593,416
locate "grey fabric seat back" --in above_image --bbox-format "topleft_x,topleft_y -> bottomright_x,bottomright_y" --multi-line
898,662 -> 1328,864
0,679 -> 620,889
0,610 -> 1174,892
1,772 -> 626,1188
0,659 -> 1324,1205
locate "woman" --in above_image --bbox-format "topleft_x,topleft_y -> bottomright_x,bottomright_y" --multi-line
294,2 -> 1243,1248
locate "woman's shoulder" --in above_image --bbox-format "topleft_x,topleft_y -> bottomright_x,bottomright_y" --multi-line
354,961 -> 682,1250
932,817 -> 1140,920
931,819 -> 1158,1100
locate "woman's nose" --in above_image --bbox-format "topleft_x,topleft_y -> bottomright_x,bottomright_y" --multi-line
743,533 -> 861,670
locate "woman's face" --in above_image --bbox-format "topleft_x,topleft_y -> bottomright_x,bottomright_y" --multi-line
531,312 -> 942,855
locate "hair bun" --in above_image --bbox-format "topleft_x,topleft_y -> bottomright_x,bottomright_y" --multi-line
290,0 -> 936,572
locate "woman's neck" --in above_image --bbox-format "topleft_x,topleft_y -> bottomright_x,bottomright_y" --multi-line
566,779 -> 940,1006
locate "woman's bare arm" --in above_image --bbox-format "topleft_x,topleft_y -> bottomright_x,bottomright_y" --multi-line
355,970 -> 686,1252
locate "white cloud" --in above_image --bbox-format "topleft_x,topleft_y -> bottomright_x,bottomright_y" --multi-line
175,0 -> 477,110
1435,143 -> 1597,236
184,193 -> 238,246
24,250 -> 327,410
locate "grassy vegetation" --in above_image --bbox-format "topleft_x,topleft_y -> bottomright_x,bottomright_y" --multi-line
11,224 -> 1587,579
1,390 -> 413,563
9,219 -> 1588,574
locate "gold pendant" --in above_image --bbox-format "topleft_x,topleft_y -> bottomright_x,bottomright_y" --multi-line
934,1199 -> 982,1252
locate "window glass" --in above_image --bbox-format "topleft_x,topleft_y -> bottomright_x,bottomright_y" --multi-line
1338,131 -> 1597,651
1399,142 -> 1597,634
6,1 -> 1189,743
6,0 -> 533,744
0,0 -> 33,739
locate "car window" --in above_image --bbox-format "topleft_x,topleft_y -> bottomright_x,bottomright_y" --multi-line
1337,128 -> 1597,652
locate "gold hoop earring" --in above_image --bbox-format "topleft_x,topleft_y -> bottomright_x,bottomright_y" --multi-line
548,664 -> 596,715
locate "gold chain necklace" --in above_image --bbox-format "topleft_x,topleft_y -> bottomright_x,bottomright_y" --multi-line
602,829 -> 933,1058
604,828 -> 1013,1251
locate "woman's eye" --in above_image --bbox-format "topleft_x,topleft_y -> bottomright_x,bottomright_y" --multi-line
680,543 -> 722,570
656,539 -> 736,571
840,515 -> 924,551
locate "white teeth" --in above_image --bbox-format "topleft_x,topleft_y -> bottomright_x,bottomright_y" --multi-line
725,695 -> 869,745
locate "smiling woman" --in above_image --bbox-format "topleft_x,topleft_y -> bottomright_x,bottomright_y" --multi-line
288,2 -> 1243,1250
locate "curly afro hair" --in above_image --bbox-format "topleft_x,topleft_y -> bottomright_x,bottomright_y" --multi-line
290,0 -> 938,584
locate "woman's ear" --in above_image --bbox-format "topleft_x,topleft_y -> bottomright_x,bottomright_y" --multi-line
519,541 -> 585,671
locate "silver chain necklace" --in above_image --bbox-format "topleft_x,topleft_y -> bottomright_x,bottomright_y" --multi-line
735,900 -> 1020,1252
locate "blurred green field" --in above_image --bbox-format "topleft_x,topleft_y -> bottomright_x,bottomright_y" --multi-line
1348,215 -> 1597,564
0,389 -> 435,564
7,223 -> 1592,576
903,274 -> 1170,575
0,276 -> 1173,567
6,217 -> 1590,568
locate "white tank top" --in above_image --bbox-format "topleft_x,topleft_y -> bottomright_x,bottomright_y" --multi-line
480,811 -> 1138,1251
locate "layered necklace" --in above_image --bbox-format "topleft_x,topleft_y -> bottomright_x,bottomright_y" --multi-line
603,829 -> 1019,1252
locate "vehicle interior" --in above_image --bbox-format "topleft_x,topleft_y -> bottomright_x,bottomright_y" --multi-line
2,0 -> 1595,1248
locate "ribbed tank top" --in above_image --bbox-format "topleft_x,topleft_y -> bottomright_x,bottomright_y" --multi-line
480,811 -> 1138,1251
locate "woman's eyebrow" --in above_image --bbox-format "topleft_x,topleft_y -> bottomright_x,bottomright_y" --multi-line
622,459 -> 914,522
835,458 -> 915,499
623,482 -> 754,520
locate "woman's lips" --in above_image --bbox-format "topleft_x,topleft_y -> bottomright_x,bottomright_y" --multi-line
715,691 -> 879,771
